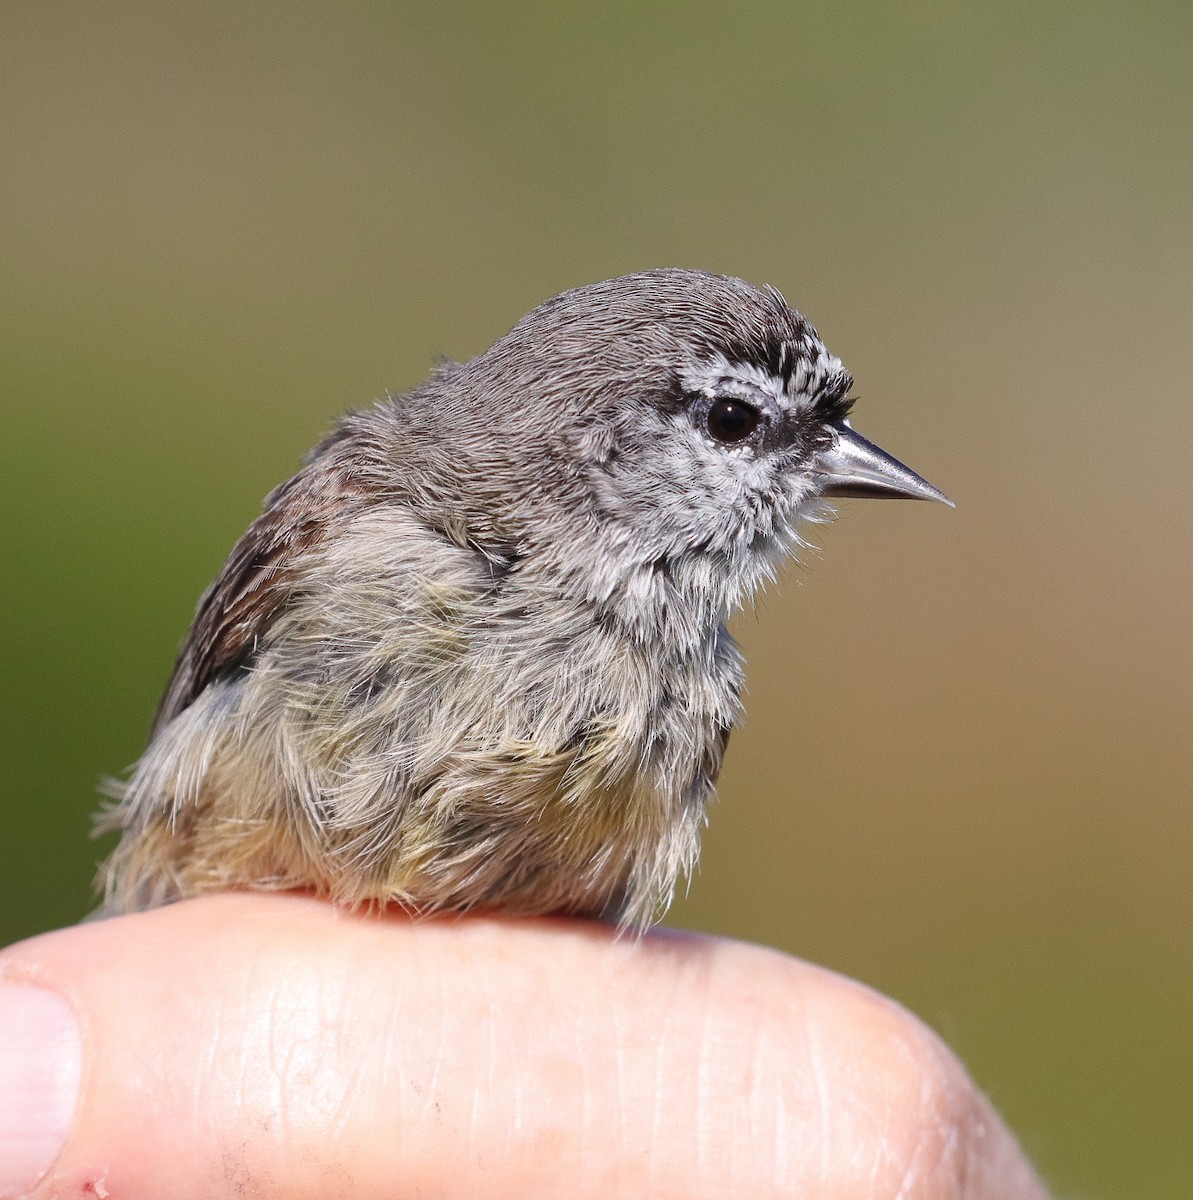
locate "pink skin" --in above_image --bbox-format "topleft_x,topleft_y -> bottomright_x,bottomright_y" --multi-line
1,894 -> 1048,1199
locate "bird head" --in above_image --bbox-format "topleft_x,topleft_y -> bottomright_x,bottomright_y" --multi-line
370,269 -> 950,625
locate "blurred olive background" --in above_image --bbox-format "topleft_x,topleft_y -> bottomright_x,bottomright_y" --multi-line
2,3 -> 1190,1194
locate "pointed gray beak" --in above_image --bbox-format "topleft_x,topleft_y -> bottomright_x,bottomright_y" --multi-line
816,423 -> 954,506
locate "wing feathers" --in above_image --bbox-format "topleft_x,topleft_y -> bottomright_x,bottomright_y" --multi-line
152,438 -> 372,732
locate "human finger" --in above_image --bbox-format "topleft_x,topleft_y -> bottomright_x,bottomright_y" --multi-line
0,892 -> 1048,1199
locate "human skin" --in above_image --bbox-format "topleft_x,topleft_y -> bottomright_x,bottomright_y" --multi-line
0,893 -> 1049,1199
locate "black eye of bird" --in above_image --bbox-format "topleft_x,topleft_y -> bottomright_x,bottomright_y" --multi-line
705,398 -> 761,443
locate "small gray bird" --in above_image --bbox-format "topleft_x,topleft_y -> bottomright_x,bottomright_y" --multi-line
98,269 -> 950,928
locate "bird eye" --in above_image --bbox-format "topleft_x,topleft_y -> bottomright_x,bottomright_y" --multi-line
705,398 -> 761,443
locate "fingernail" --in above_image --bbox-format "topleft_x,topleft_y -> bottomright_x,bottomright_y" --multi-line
0,983 -> 81,1198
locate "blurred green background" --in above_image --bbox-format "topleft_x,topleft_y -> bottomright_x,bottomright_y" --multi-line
2,3 -> 1190,1194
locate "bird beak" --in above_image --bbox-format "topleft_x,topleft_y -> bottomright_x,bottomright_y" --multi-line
816,423 -> 954,506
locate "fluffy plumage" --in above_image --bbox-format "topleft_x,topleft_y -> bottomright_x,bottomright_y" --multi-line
97,269 -> 940,927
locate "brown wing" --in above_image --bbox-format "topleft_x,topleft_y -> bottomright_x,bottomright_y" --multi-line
151,442 -> 368,733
